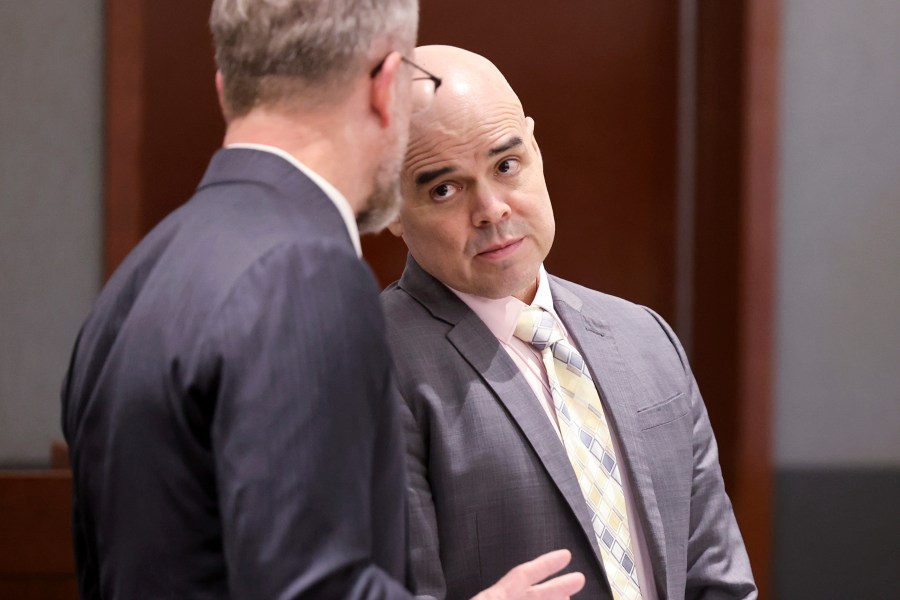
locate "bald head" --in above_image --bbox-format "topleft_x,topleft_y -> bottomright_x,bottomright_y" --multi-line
392,46 -> 555,304
403,45 -> 532,186
409,46 -> 523,136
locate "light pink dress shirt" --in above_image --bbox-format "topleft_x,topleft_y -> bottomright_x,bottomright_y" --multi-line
450,266 -> 658,599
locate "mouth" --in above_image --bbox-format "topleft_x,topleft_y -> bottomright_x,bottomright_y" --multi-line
476,237 -> 525,261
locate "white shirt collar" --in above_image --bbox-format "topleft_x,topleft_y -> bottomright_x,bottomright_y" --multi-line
225,143 -> 362,258
449,265 -> 564,342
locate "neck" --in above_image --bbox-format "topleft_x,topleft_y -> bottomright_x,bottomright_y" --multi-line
222,98 -> 375,216
512,276 -> 540,305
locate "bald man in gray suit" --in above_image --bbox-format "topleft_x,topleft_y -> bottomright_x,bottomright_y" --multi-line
382,46 -> 757,600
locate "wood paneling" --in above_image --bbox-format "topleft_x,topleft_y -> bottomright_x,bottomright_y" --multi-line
104,0 -> 222,279
0,471 -> 77,599
105,1 -> 682,324
104,0 -> 145,279
694,0 -> 746,499
694,1 -> 778,595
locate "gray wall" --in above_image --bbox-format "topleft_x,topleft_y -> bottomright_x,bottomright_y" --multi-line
775,0 -> 900,468
0,1 -> 104,466
773,0 -> 900,597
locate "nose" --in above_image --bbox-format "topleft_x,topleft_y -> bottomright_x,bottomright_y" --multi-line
471,184 -> 511,227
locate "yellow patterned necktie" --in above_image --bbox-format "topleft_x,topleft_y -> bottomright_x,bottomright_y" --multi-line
515,306 -> 644,600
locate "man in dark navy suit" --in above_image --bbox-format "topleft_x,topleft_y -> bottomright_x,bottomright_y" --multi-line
61,2 -> 583,599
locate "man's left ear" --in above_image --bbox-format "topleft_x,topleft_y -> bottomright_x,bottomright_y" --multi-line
526,116 -> 542,159
370,52 -> 405,128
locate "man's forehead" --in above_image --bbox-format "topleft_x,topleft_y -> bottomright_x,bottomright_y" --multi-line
405,105 -> 526,174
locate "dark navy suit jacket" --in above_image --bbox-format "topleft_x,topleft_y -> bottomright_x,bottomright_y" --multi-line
62,149 -> 412,598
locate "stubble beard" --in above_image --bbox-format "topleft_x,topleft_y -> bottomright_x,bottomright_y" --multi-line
357,115 -> 408,236
356,171 -> 402,235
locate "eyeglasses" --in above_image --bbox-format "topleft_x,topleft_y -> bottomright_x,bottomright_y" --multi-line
370,53 -> 442,113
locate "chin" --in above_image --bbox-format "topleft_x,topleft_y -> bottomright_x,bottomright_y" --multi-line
477,270 -> 539,301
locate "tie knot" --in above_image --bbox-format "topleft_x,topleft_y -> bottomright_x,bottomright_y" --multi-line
514,306 -> 564,351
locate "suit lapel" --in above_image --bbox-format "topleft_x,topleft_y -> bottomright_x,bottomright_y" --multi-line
445,313 -> 609,569
398,259 -> 607,570
551,279 -> 670,597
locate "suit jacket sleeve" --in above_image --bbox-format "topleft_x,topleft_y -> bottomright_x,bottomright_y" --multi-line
398,389 -> 446,600
643,308 -> 757,600
205,243 -> 413,599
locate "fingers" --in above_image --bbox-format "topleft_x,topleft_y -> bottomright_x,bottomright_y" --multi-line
506,549 -> 573,589
527,572 -> 586,598
471,549 -> 585,600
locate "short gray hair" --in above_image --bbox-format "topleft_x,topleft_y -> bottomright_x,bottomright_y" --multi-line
210,0 -> 418,116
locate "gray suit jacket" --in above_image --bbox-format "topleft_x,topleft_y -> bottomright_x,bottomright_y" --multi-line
63,149 -> 412,599
381,256 -> 756,600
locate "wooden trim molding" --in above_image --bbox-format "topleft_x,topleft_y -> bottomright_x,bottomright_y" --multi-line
104,0 -> 145,279
694,1 -> 779,595
733,0 -> 779,596
104,0 -> 222,279
0,471 -> 77,599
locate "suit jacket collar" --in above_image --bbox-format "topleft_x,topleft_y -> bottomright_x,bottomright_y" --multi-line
223,144 -> 362,257
199,147 -> 319,190
197,148 -> 360,255
397,255 -> 473,325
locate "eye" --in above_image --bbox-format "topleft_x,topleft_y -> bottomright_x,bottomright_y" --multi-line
496,158 -> 521,176
429,182 -> 461,202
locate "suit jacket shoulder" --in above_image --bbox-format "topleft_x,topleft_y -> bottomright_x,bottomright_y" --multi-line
63,148 -> 411,600
547,275 -> 692,397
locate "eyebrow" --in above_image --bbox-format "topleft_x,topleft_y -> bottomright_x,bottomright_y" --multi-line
413,136 -> 524,187
415,166 -> 456,187
488,136 -> 523,157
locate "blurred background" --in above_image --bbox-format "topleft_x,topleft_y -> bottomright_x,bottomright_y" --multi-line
1,1 -> 897,598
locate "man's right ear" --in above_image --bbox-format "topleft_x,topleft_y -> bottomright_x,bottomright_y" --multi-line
370,52 -> 405,129
388,218 -> 403,238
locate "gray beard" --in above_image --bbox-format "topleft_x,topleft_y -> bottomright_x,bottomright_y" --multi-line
357,135 -> 405,235
356,176 -> 402,235
358,112 -> 407,235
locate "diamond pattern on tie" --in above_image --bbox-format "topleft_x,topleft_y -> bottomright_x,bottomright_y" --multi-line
515,306 -> 643,600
